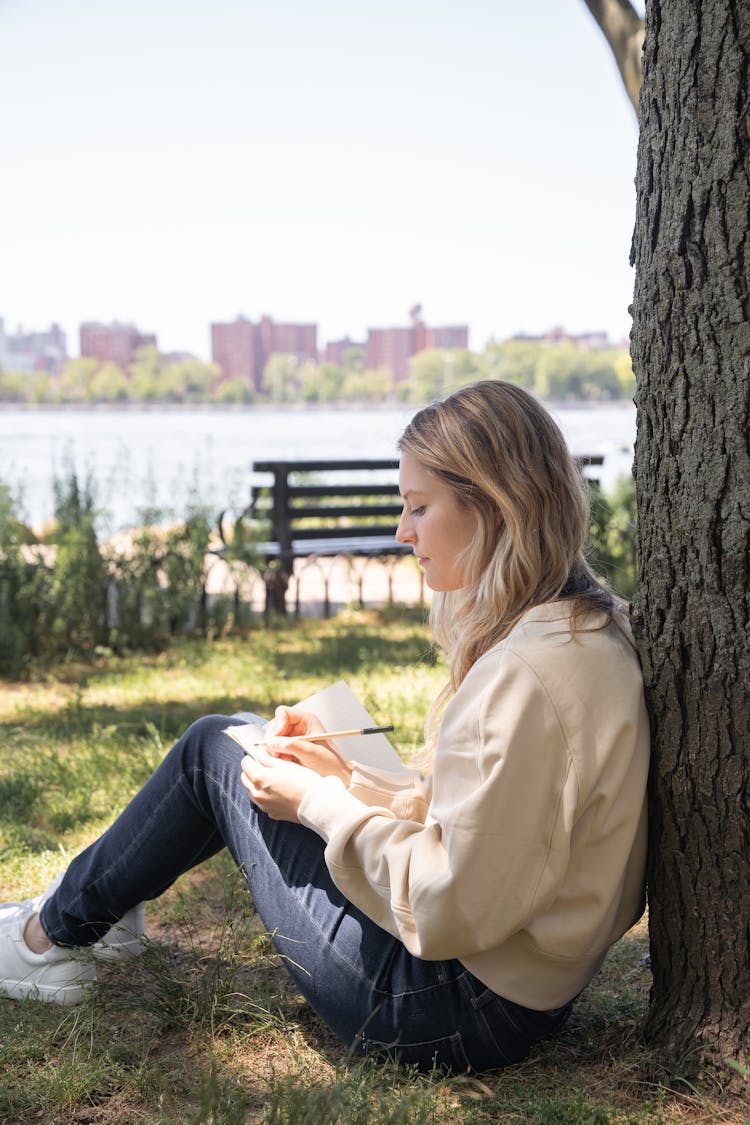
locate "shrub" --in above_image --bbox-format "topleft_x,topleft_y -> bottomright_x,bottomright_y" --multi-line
0,466 -> 640,677
0,482 -> 46,674
38,469 -> 109,658
588,476 -> 638,600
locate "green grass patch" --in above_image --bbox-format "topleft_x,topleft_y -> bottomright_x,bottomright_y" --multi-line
0,611 -> 744,1123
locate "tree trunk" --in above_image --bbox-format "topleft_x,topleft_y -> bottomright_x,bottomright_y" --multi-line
630,0 -> 750,1078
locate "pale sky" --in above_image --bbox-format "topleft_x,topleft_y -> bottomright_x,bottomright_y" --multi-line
1,0 -> 642,361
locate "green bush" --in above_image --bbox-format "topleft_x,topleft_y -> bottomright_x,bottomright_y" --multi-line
42,472 -> 109,656
107,505 -> 213,650
588,475 -> 638,600
0,467 -> 640,677
0,481 -> 46,675
0,470 -> 220,675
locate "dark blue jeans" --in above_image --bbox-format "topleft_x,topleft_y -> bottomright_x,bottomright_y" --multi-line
41,715 -> 572,1072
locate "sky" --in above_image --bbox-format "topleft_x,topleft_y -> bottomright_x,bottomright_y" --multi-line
1,0 -> 643,361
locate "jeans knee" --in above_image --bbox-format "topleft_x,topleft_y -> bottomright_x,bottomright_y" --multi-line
180,714 -> 239,769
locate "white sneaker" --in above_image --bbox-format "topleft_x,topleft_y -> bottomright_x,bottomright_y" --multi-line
0,876 -> 145,963
0,910 -> 96,1005
89,902 -> 145,962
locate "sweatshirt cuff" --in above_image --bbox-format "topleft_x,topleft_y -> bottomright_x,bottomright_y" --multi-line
298,774 -> 391,843
349,762 -> 421,799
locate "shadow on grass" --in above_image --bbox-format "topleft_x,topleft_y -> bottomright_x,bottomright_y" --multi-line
3,608 -> 435,742
0,611 -> 438,856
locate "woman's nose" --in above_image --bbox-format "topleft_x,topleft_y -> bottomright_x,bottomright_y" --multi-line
396,510 -> 413,544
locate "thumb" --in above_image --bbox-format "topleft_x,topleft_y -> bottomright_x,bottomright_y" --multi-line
268,706 -> 294,736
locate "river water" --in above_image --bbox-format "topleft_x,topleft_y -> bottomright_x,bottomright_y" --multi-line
0,402 -> 635,532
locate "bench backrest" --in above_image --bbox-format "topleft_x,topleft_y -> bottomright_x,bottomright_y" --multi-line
251,459 -> 403,554
250,455 -> 605,556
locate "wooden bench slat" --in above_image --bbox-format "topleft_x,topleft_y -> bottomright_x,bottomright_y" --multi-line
285,483 -> 401,500
283,505 -> 403,521
290,524 -> 401,540
253,458 -> 400,473
219,453 -> 607,614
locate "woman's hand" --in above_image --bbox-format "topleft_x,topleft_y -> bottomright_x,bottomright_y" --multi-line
263,706 -> 353,786
266,736 -> 353,787
240,749 -> 318,823
265,706 -> 326,740
239,704 -> 354,821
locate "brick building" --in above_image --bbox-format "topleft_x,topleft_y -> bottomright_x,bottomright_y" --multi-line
211,315 -> 318,390
511,327 -> 612,350
211,317 -> 257,387
79,322 -> 157,369
366,327 -> 415,383
425,324 -> 470,351
365,307 -> 469,381
323,337 -> 365,366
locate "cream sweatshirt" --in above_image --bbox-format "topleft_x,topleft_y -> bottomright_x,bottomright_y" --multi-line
297,601 -> 650,1010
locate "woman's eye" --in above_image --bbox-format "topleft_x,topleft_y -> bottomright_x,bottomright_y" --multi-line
411,506 -> 426,517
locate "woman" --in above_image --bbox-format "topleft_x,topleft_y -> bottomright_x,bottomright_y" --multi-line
0,381 -> 649,1073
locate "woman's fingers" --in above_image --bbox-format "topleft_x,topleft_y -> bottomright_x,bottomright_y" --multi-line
269,707 -> 326,739
239,751 -> 310,823
264,737 -> 352,785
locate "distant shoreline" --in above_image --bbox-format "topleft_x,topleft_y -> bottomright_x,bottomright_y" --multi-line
0,401 -> 397,413
0,397 -> 633,414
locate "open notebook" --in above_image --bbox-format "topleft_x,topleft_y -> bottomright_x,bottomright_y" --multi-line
224,680 -> 407,772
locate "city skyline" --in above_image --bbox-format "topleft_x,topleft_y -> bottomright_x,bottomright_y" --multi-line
1,307 -> 623,383
1,1 -> 642,364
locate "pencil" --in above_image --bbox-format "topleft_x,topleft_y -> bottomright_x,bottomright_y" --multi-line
254,724 -> 394,746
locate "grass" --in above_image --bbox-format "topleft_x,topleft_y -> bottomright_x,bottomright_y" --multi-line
0,608 -> 747,1124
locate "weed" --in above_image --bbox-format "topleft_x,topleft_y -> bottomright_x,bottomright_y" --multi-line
261,1060 -> 438,1124
187,1060 -> 250,1124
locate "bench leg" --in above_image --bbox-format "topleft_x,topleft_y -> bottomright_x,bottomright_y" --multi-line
263,567 -> 290,615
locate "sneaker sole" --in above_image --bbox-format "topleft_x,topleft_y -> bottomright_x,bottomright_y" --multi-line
1,976 -> 94,1006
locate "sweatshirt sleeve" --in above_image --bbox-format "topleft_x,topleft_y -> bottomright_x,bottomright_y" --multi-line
347,761 -> 431,822
297,648 -> 578,961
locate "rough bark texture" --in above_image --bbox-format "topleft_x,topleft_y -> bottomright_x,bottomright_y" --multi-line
581,0 -> 645,116
630,0 -> 750,1076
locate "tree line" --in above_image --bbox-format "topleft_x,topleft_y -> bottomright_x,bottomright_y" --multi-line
0,340 -> 635,406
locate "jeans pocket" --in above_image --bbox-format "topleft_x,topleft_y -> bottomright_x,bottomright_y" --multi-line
360,1029 -> 471,1073
468,982 -> 572,1068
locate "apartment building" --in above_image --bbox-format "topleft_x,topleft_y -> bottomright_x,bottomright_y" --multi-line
79,322 -> 157,369
366,307 -> 469,381
211,315 -> 318,390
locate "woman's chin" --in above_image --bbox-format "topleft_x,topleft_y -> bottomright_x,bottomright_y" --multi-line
424,576 -> 463,593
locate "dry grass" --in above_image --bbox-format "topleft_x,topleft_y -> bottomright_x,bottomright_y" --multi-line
1,613 -> 748,1124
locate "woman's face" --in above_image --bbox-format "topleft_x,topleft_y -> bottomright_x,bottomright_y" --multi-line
396,452 -> 479,591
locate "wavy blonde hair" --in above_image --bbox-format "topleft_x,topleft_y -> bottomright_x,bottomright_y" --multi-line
398,381 -> 618,745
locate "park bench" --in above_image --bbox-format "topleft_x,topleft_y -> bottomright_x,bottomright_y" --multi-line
218,454 -> 604,614
218,459 -> 409,612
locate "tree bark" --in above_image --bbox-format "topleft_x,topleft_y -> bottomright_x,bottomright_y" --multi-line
630,0 -> 750,1078
580,0 -> 645,116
